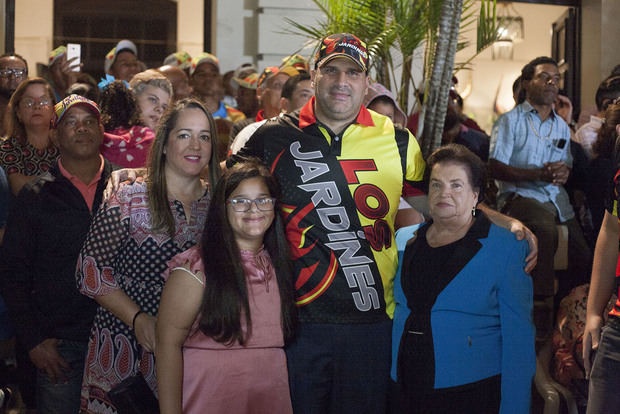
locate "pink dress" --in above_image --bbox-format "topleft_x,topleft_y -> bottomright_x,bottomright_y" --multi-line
165,246 -> 293,414
102,126 -> 155,168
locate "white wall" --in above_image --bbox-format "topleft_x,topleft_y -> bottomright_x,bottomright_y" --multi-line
581,0 -> 620,111
212,0 -> 254,72
600,0 -> 620,77
213,0 -> 321,73
454,2 -> 568,133
15,0 -> 53,75
177,0 -> 204,58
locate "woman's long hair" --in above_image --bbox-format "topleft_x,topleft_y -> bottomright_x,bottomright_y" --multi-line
4,77 -> 56,143
199,158 -> 296,346
147,98 -> 220,236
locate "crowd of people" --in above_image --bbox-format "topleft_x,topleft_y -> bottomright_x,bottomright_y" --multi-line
0,31 -> 618,414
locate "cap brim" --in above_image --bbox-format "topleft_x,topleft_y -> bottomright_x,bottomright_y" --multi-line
233,77 -> 258,90
279,66 -> 300,77
318,54 -> 366,71
55,102 -> 101,128
115,40 -> 138,55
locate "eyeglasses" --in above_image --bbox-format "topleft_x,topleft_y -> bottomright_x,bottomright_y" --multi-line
20,98 -> 51,109
228,197 -> 276,212
0,68 -> 27,78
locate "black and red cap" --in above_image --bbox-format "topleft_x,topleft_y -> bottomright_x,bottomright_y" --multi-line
314,33 -> 369,72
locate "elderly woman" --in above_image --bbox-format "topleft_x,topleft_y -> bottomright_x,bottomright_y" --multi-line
0,78 -> 57,195
391,144 -> 535,414
76,98 -> 220,414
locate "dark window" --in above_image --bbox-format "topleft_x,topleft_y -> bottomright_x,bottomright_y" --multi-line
53,0 -> 177,81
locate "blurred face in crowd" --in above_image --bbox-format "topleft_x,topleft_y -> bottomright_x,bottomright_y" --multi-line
137,86 -> 171,131
281,79 -> 313,113
258,72 -> 289,117
0,56 -> 27,99
17,83 -> 53,129
48,56 -> 67,91
191,62 -> 222,99
223,71 -> 235,97
159,65 -> 193,102
110,50 -> 140,82
52,106 -> 103,162
524,63 -> 559,107
312,57 -> 368,127
367,98 -> 395,122
236,86 -> 258,118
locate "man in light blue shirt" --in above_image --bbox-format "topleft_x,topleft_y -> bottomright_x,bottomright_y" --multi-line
489,56 -> 591,338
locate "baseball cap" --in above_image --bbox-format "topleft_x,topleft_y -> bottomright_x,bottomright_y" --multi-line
53,94 -> 101,128
233,63 -> 258,79
190,52 -> 219,76
314,33 -> 369,72
104,40 -> 138,73
257,67 -> 279,89
257,66 -> 300,89
281,54 -> 310,72
49,46 -> 66,67
163,51 -> 193,71
234,72 -> 259,90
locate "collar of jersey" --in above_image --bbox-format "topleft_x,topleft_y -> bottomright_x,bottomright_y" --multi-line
299,96 -> 375,129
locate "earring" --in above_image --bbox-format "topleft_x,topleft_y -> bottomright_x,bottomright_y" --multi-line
471,207 -> 476,217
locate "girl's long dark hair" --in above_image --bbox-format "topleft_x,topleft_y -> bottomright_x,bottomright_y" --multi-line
199,158 -> 296,345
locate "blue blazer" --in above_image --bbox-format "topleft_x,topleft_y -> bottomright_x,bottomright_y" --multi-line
392,220 -> 535,414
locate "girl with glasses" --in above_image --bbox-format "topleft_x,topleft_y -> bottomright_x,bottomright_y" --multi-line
156,158 -> 296,414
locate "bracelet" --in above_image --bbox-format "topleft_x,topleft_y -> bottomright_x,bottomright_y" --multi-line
132,310 -> 144,331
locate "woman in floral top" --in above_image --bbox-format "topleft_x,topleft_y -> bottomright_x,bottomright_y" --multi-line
0,78 -> 57,195
76,98 -> 220,414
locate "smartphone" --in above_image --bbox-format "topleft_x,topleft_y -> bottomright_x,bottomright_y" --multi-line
66,43 -> 81,72
554,138 -> 567,149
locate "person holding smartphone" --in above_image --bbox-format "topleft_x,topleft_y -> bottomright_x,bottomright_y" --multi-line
46,45 -> 81,101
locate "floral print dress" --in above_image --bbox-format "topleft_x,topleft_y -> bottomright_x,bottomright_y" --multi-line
0,135 -> 59,176
76,181 -> 209,414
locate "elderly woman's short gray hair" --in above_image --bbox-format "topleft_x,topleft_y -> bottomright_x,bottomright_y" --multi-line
425,143 -> 486,204
129,69 -> 173,98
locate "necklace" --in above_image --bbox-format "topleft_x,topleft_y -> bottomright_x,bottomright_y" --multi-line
526,113 -> 553,140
